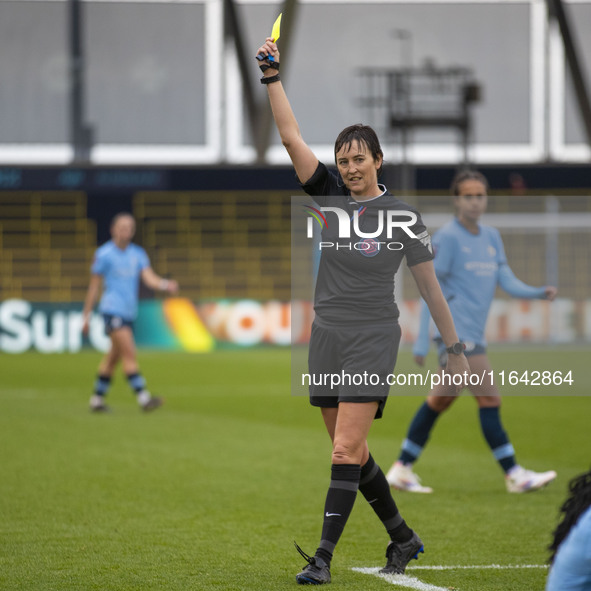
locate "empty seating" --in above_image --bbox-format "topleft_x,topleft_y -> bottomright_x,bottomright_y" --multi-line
134,191 -> 292,300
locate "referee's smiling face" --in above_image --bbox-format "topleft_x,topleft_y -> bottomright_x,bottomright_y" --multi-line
335,140 -> 382,199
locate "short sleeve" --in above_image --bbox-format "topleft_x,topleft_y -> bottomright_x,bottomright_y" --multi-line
403,210 -> 435,267
91,249 -> 106,275
299,162 -> 343,205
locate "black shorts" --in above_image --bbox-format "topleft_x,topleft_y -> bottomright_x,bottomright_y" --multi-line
103,314 -> 134,335
435,338 -> 486,367
307,319 -> 402,419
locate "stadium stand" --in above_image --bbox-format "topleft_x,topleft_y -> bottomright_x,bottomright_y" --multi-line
1,190 -> 588,304
0,193 -> 96,302
134,191 -> 292,301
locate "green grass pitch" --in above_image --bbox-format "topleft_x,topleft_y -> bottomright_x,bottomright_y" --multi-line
1,347 -> 589,590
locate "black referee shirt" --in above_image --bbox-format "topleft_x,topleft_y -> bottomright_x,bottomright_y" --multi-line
300,162 -> 434,326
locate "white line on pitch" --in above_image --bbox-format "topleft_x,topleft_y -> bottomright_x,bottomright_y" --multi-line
408,564 -> 547,571
352,567 -> 450,591
353,564 -> 548,590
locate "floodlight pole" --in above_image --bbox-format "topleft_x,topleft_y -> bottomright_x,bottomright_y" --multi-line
68,0 -> 93,163
224,0 -> 299,164
224,0 -> 260,138
254,0 -> 300,164
546,0 -> 591,148
392,30 -> 415,194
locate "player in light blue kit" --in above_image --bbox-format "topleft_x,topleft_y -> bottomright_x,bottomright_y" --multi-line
386,170 -> 558,493
82,213 -> 178,412
547,468 -> 591,591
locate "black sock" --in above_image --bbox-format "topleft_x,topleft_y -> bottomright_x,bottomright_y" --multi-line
93,374 -> 111,396
315,464 -> 361,566
399,401 -> 441,464
359,454 -> 413,543
479,407 -> 517,473
126,372 -> 147,394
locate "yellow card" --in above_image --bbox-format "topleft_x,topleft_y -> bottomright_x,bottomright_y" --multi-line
271,13 -> 282,42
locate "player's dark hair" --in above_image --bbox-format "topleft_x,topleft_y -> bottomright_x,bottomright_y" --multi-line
548,468 -> 591,564
110,212 -> 135,228
334,124 -> 384,176
450,169 -> 489,196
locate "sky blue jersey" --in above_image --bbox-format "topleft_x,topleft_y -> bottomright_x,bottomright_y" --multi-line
546,506 -> 591,591
413,218 -> 547,356
91,241 -> 150,321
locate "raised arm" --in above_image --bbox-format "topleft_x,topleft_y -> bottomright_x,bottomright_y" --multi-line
256,37 -> 319,183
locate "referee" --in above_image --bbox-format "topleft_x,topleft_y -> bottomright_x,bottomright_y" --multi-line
256,37 -> 470,584
82,213 -> 178,412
